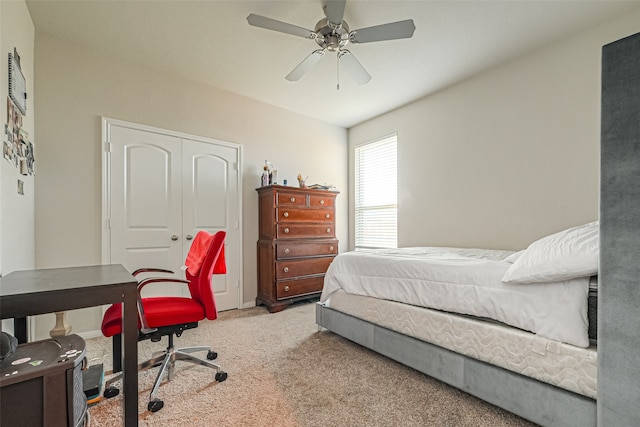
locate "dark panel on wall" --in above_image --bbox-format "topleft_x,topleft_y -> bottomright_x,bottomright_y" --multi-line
599,31 -> 640,426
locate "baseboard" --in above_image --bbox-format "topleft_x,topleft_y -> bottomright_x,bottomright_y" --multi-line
76,329 -> 104,341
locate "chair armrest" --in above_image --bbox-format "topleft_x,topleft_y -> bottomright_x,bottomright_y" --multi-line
132,268 -> 174,277
136,277 -> 190,334
137,277 -> 190,291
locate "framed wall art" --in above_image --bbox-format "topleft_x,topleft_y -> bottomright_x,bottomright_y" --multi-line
9,48 -> 27,115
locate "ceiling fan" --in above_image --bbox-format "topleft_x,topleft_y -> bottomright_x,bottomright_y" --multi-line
247,0 -> 416,86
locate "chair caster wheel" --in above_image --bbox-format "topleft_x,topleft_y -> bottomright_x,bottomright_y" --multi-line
215,371 -> 228,382
148,399 -> 164,413
207,350 -> 218,360
104,387 -> 120,399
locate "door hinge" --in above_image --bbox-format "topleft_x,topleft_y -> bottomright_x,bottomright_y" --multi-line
105,142 -> 111,153
105,218 -> 111,229
233,162 -> 238,171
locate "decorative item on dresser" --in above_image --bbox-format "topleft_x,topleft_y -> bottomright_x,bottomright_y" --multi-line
256,185 -> 339,313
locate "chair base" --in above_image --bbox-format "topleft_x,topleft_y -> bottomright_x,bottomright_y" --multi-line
104,344 -> 227,412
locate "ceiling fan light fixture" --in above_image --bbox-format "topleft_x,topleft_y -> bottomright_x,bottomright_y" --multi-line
314,18 -> 350,51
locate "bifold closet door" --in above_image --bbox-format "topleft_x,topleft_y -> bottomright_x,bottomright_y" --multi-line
107,123 -> 240,309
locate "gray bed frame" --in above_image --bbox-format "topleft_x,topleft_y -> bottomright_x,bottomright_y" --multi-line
316,303 -> 595,426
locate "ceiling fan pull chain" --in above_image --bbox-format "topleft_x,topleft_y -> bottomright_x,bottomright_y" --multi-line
336,54 -> 340,90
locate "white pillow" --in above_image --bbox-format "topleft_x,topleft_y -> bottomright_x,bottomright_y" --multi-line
502,221 -> 599,284
503,250 -> 524,264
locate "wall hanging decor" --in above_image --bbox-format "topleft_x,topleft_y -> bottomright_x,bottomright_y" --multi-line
8,48 -> 27,115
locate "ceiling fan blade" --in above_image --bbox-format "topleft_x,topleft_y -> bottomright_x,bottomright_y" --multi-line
350,19 -> 416,44
323,0 -> 346,26
338,50 -> 371,85
286,50 -> 326,81
247,14 -> 316,39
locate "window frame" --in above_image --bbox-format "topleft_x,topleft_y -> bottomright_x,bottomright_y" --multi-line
354,134 -> 398,250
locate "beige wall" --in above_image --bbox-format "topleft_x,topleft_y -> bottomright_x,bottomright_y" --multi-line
33,33 -> 348,338
349,9 -> 640,251
1,0 -> 35,276
0,0 -> 35,334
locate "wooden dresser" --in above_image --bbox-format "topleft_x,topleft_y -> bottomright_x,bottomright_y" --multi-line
256,185 -> 339,313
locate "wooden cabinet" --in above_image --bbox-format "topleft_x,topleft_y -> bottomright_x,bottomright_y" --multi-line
256,185 -> 339,312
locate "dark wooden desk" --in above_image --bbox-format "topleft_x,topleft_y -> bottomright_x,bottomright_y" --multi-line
0,264 -> 139,426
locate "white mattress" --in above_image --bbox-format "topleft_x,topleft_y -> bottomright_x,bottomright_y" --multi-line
325,289 -> 597,399
321,247 -> 590,347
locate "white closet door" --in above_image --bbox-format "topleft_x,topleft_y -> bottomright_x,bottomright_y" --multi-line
106,120 -> 242,310
182,139 -> 240,311
109,125 -> 185,297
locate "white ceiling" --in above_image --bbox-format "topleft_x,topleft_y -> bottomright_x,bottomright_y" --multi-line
25,0 -> 640,128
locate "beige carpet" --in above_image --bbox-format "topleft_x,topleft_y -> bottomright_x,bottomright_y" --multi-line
85,301 -> 537,427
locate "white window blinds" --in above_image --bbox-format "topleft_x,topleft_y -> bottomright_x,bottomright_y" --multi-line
355,135 -> 397,249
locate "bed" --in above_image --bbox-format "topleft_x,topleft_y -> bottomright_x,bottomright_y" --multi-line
316,221 -> 599,426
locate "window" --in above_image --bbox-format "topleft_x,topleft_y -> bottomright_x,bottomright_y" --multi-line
355,135 -> 397,249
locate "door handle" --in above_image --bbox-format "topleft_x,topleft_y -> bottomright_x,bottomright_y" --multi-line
186,234 -> 194,241
171,235 -> 179,241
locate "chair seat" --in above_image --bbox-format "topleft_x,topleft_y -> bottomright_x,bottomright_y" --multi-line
102,297 -> 206,337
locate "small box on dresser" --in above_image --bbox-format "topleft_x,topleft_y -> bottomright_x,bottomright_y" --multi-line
256,185 -> 339,313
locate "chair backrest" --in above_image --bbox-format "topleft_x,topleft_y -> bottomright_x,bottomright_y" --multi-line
185,230 -> 227,321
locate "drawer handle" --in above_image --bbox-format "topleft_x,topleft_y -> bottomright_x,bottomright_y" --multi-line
283,267 -> 289,273
329,246 -> 334,251
325,214 -> 330,219
284,285 -> 290,292
290,197 -> 296,203
284,248 -> 290,254
284,228 -> 290,233
326,228 -> 331,233
283,211 -> 289,217
320,199 -> 325,205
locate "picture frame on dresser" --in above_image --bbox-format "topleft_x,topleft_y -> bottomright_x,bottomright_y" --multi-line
256,185 -> 339,312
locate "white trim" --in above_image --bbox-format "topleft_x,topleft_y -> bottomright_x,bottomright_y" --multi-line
236,145 -> 244,310
76,329 -> 104,341
101,118 -> 112,266
354,133 -> 398,249
102,117 -> 242,150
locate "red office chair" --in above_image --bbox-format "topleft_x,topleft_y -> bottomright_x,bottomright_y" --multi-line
101,230 -> 228,413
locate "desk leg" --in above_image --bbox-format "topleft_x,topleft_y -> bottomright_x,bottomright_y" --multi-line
123,291 -> 139,426
13,317 -> 27,343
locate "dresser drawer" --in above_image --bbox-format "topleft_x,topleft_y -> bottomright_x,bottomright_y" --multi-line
277,224 -> 335,239
276,276 -> 325,300
310,194 -> 335,208
275,257 -> 335,280
277,208 -> 333,223
276,192 -> 306,207
277,241 -> 338,259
